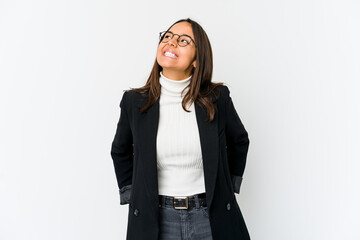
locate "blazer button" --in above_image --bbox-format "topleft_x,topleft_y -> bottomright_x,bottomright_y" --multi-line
226,203 -> 231,211
133,209 -> 139,216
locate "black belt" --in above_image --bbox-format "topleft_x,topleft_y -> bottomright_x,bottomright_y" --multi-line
158,193 -> 207,210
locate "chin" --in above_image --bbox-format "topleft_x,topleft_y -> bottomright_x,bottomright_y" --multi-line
158,60 -> 177,68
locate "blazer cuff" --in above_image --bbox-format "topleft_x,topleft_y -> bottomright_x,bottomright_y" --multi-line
231,175 -> 243,194
119,184 -> 132,205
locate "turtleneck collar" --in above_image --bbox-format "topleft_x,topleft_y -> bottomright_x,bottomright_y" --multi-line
159,71 -> 192,97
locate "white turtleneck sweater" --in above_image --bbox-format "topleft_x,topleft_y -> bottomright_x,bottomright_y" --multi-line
156,71 -> 206,197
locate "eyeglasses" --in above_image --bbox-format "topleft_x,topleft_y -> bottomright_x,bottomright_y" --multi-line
159,30 -> 196,47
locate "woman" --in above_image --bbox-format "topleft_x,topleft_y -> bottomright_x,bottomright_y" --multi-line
111,18 -> 251,240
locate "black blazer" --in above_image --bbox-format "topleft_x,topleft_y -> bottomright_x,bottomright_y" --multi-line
111,85 -> 251,240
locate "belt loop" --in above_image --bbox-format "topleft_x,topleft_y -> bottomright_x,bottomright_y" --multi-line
194,194 -> 200,208
159,195 -> 164,207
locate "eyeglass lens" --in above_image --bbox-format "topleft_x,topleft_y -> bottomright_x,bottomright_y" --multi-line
160,32 -> 191,47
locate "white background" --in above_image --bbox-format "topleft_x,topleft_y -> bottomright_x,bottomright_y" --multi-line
1,0 -> 359,239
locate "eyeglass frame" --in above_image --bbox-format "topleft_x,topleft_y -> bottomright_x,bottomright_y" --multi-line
159,30 -> 197,47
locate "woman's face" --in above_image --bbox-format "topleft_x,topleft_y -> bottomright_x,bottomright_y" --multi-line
156,22 -> 197,80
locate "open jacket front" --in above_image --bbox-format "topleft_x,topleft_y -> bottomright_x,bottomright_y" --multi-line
111,85 -> 251,240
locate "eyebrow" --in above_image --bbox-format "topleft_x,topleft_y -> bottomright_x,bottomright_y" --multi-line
167,30 -> 192,38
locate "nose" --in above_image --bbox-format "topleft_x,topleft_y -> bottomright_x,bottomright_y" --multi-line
167,35 -> 179,47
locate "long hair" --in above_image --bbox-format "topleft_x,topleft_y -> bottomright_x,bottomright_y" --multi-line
129,18 -> 224,122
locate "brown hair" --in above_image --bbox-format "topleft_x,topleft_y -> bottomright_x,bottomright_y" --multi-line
129,18 -> 224,122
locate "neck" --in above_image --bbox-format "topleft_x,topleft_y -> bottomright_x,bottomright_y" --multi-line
161,69 -> 193,81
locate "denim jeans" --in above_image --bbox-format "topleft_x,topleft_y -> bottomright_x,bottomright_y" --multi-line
158,194 -> 213,240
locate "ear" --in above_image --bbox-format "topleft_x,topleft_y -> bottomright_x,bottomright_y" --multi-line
192,59 -> 196,68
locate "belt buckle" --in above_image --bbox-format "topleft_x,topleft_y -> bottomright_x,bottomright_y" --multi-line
173,196 -> 188,209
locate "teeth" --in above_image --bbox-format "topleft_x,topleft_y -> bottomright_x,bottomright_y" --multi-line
165,51 -> 177,58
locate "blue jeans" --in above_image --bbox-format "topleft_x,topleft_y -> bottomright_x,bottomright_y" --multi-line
158,195 -> 213,240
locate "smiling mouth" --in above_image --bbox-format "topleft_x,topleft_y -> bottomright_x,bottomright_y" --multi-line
163,51 -> 178,59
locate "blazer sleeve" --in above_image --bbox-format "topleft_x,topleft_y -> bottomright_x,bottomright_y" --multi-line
110,91 -> 133,205
224,86 -> 250,194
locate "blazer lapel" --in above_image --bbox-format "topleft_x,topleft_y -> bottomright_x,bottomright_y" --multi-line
194,97 -> 219,210
136,94 -> 219,214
